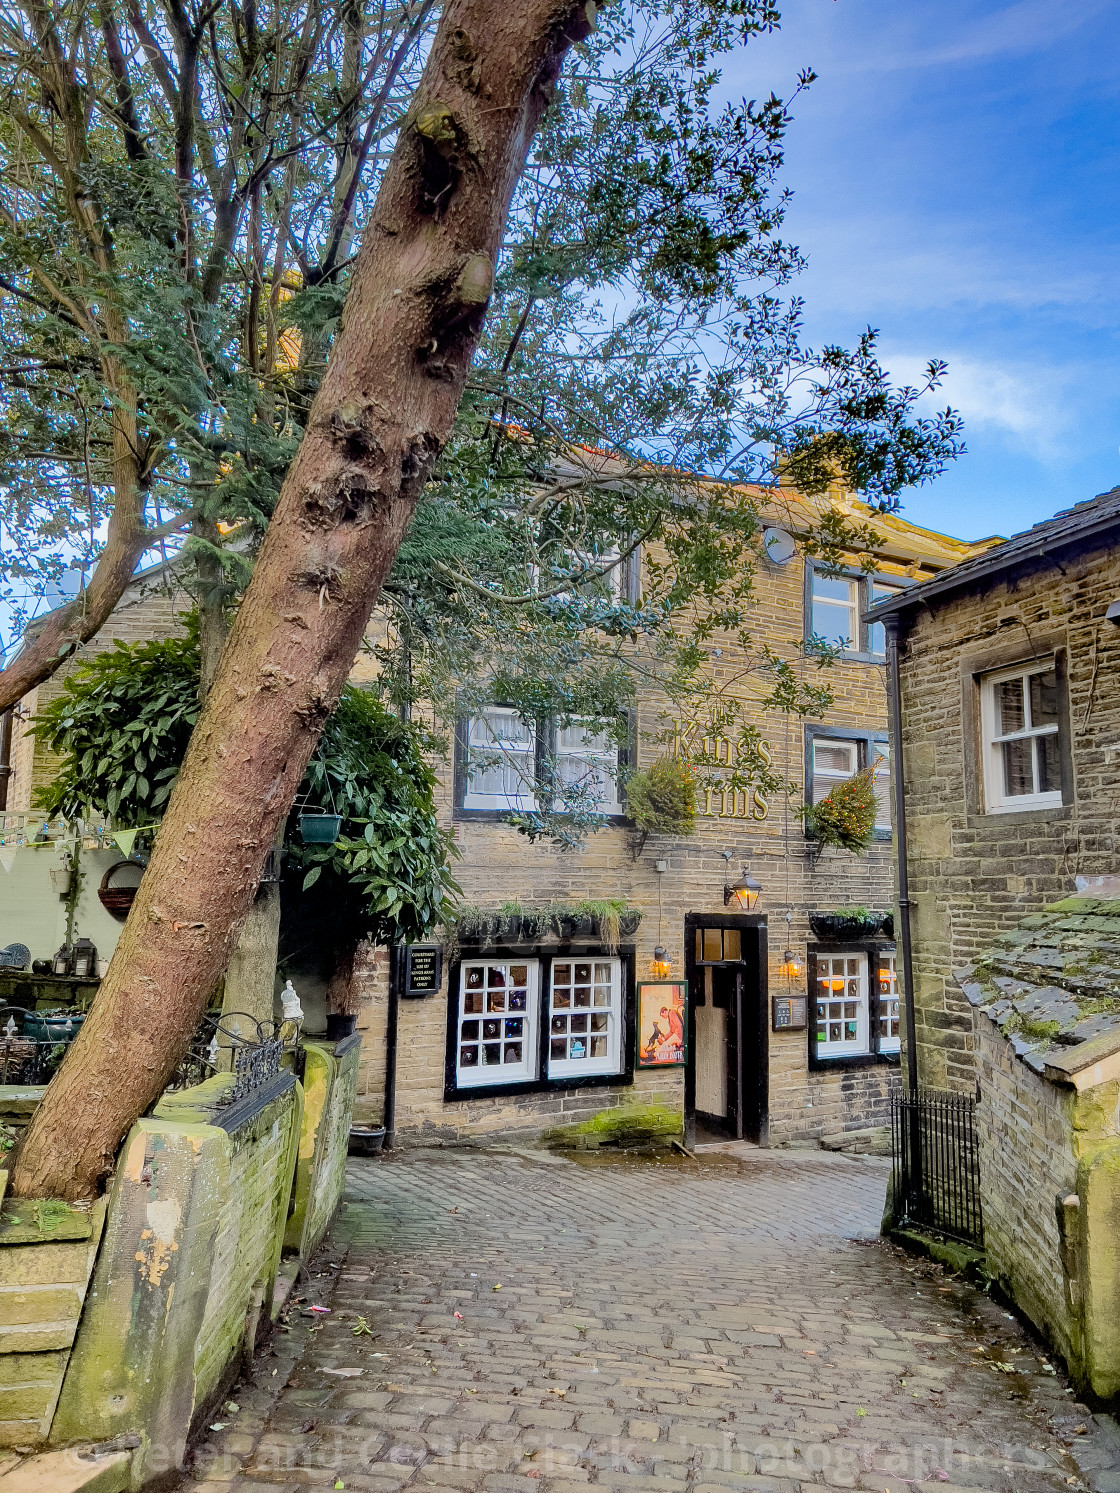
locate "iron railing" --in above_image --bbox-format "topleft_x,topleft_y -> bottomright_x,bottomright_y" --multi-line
166,1011 -> 300,1104
891,1088 -> 983,1247
0,1006 -> 85,1085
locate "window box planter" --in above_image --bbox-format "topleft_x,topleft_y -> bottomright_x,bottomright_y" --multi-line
809,911 -> 890,942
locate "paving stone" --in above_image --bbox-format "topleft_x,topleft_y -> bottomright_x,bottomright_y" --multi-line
169,1150 -> 1120,1493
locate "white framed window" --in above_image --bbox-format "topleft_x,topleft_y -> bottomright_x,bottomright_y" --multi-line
877,951 -> 900,1053
456,959 -> 540,1087
547,957 -> 622,1078
554,721 -> 621,813
815,952 -> 869,1058
980,662 -> 1063,813
810,736 -> 860,805
810,573 -> 860,650
872,741 -> 891,832
463,707 -> 537,812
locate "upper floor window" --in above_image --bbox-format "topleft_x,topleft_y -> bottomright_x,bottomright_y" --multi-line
808,568 -> 904,658
805,728 -> 891,839
463,707 -> 537,812
459,707 -> 626,818
979,662 -> 1064,813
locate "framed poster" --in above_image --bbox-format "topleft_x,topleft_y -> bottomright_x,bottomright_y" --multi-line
636,981 -> 688,1067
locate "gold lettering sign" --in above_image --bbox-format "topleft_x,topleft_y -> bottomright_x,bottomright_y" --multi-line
672,732 -> 771,822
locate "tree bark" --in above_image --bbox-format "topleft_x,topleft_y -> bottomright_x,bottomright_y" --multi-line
10,0 -> 595,1201
325,940 -> 362,1019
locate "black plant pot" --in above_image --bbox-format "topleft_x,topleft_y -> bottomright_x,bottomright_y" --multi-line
348,1125 -> 386,1157
808,912 -> 888,943
325,1013 -> 358,1040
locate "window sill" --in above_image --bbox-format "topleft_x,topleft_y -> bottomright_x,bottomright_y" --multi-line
453,805 -> 630,825
966,803 -> 1072,829
444,1070 -> 634,1103
808,1050 -> 900,1074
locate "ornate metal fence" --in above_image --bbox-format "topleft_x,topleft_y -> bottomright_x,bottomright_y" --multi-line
167,1011 -> 300,1104
0,1007 -> 85,1085
891,1089 -> 983,1247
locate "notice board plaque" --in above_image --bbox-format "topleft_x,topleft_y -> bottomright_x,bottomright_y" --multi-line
772,995 -> 807,1031
404,944 -> 442,998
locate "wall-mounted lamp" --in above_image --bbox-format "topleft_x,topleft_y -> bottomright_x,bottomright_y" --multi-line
724,866 -> 762,910
778,949 -> 803,980
649,945 -> 673,978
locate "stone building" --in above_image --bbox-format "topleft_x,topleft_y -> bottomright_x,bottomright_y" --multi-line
865,487 -> 1120,1093
865,488 -> 1120,1398
1,490 -> 987,1150
348,489 -> 988,1150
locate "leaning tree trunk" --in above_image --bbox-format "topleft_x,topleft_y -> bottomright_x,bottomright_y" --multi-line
10,0 -> 595,1201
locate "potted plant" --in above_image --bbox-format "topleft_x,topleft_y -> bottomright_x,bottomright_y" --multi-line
298,811 -> 342,844
801,766 -> 878,855
809,906 -> 890,942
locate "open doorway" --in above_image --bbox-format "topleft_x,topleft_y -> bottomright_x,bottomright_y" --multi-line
684,914 -> 767,1144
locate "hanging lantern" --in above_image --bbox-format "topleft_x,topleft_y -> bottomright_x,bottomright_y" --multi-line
778,948 -> 803,980
648,945 -> 673,978
723,866 -> 762,911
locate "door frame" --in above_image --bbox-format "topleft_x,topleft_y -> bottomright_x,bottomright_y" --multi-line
684,913 -> 768,1145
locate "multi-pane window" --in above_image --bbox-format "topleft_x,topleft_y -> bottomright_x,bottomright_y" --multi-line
456,959 -> 540,1087
878,952 -> 900,1053
460,708 -> 624,817
555,722 -> 621,813
814,953 -> 869,1058
806,731 -> 890,839
547,958 -> 622,1077
810,573 -> 860,650
694,926 -> 742,963
809,569 -> 904,657
463,708 -> 537,812
980,662 -> 1063,812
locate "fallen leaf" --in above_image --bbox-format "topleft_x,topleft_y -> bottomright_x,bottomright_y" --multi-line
857,1408 -> 866,1417
454,1312 -> 464,1321
322,1368 -> 363,1378
526,1471 -> 540,1480
335,1481 -> 345,1490
309,1305 -> 332,1315
209,1423 -> 226,1432
493,1284 -> 502,1292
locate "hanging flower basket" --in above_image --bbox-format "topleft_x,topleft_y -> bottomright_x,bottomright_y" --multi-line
97,861 -> 145,921
809,911 -> 889,942
299,812 -> 342,844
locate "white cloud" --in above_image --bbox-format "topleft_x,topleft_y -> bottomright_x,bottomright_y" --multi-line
885,349 -> 1077,463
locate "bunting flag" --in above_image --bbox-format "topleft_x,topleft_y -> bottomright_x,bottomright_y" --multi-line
112,828 -> 139,859
0,847 -> 17,873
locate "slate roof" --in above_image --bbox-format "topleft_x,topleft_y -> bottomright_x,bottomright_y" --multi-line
955,897 -> 1120,1079
865,486 -> 1120,624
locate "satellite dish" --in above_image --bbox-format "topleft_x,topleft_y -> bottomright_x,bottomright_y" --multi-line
762,526 -> 796,566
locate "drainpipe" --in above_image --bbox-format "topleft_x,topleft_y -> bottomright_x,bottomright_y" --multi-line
884,615 -> 919,1098
383,946 -> 401,1147
0,709 -> 12,812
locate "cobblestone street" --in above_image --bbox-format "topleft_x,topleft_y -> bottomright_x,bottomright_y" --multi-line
178,1146 -> 1120,1493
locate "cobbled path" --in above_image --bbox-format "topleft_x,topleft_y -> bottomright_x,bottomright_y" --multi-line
178,1146 -> 1120,1493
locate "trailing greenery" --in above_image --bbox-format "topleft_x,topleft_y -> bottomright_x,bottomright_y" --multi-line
831,906 -> 884,926
30,629 -> 456,945
450,898 -> 639,955
801,766 -> 879,854
624,758 -> 697,839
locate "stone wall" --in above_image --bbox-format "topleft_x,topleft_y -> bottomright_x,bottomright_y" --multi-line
51,1072 -> 302,1486
974,1015 -> 1082,1367
896,534 -> 1120,1091
285,1036 -> 361,1257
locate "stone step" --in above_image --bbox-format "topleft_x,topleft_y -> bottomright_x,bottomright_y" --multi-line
0,1445 -> 131,1493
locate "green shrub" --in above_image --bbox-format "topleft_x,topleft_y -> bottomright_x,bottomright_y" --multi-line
802,766 -> 878,854
624,756 -> 696,837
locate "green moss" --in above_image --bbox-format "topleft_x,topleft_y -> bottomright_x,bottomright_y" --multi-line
544,1101 -> 683,1148
1017,1018 -> 1061,1042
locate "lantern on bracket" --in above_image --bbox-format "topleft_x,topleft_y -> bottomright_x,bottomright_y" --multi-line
723,865 -> 762,911
778,949 -> 803,981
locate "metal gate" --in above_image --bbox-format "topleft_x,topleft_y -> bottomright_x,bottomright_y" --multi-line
891,1089 -> 983,1246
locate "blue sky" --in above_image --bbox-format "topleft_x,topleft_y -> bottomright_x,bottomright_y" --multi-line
728,0 -> 1120,541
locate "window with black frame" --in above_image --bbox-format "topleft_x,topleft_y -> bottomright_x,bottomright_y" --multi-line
807,567 -> 904,658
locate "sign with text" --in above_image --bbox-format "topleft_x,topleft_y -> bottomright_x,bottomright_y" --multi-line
636,981 -> 688,1067
404,944 -> 442,999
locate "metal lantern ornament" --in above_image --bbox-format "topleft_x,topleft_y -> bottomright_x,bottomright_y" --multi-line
778,949 -> 803,981
648,945 -> 673,978
723,866 -> 762,911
